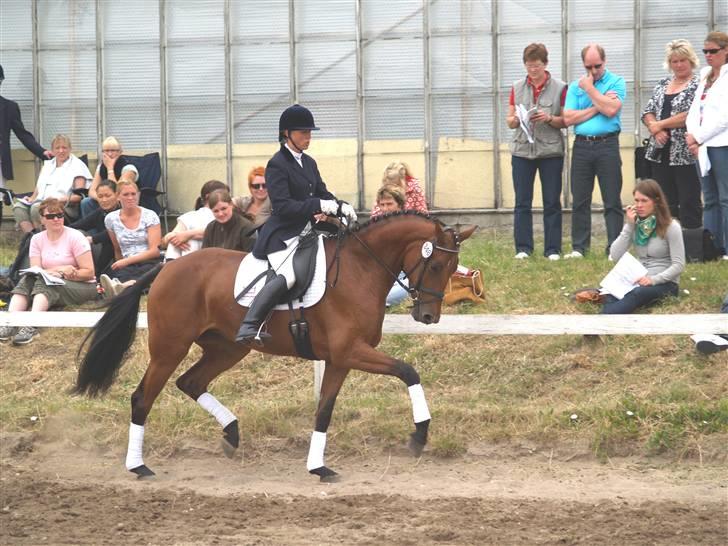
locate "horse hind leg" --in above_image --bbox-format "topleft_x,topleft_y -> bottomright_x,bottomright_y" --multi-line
307,363 -> 349,482
175,335 -> 251,459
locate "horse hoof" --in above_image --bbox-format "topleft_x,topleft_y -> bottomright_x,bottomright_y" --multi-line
408,434 -> 425,458
309,466 -> 339,482
221,438 -> 237,459
130,465 -> 156,479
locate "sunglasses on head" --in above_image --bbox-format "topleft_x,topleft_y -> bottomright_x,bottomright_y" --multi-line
702,48 -> 723,55
585,63 -> 603,70
43,212 -> 64,220
250,183 -> 266,190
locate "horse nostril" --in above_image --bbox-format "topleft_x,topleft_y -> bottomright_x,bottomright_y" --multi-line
422,313 -> 433,324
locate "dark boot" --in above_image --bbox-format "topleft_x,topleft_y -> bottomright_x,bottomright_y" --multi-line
235,274 -> 288,344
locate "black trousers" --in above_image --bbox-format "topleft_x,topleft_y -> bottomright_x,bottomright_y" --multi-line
651,154 -> 702,229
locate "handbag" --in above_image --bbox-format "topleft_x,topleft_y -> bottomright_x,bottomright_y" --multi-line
444,268 -> 485,305
634,138 -> 652,180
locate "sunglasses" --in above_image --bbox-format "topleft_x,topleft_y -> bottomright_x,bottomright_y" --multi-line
584,63 -> 603,70
250,183 -> 266,190
702,48 -> 723,55
43,212 -> 64,220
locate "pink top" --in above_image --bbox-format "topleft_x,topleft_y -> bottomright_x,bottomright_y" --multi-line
29,226 -> 93,280
371,177 -> 429,218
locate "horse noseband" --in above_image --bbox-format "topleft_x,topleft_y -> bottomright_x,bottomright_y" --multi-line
406,228 -> 460,306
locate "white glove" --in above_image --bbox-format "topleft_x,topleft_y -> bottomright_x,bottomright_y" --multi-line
319,199 -> 338,216
340,202 -> 358,223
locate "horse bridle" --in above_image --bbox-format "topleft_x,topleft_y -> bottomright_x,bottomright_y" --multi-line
346,225 -> 461,306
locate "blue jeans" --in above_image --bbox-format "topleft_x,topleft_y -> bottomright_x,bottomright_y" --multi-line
570,135 -> 624,254
386,272 -> 409,307
512,155 -> 563,256
80,197 -> 100,218
601,282 -> 678,314
701,146 -> 728,252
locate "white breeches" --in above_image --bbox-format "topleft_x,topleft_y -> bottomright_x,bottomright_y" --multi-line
267,223 -> 312,290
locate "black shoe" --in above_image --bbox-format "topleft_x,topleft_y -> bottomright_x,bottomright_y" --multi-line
696,335 -> 728,355
235,274 -> 288,344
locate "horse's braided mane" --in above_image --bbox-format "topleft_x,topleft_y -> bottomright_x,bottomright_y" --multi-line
349,210 -> 445,235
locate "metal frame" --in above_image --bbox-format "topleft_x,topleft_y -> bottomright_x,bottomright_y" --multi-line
223,0 -> 234,193
158,0 -> 169,230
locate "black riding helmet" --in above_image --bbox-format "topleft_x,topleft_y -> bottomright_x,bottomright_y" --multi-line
278,104 -> 319,143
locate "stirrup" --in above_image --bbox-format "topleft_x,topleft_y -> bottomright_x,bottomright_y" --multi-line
236,323 -> 272,346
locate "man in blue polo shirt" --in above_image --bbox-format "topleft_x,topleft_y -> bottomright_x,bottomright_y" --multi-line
563,44 -> 626,258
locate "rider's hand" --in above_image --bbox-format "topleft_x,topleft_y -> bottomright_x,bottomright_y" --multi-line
340,202 -> 358,224
319,199 -> 338,216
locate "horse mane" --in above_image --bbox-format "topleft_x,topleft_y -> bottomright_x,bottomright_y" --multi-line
349,210 -> 445,235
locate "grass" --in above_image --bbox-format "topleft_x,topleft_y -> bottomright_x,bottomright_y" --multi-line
1,225 -> 727,462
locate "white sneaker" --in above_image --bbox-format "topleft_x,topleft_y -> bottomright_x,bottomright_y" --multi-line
515,252 -> 530,259
722,255 -> 728,261
547,254 -> 560,261
564,250 -> 584,259
100,274 -> 115,298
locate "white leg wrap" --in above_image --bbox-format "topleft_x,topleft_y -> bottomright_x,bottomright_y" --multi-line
125,423 -> 145,470
196,392 -> 237,428
408,384 -> 431,423
306,431 -> 327,471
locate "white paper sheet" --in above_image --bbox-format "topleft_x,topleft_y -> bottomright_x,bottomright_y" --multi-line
515,104 -> 538,144
599,252 -> 647,300
19,266 -> 66,286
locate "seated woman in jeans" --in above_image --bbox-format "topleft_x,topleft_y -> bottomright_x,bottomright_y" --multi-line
601,179 -> 685,314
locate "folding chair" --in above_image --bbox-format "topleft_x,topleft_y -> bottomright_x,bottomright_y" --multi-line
126,152 -> 167,230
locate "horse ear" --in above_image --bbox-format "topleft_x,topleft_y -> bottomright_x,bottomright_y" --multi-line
457,224 -> 477,242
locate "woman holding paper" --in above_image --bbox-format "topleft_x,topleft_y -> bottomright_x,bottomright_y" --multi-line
0,198 -> 97,345
601,179 -> 685,314
506,43 -> 567,261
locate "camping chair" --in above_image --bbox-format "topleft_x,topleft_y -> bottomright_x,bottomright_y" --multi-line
126,152 -> 166,230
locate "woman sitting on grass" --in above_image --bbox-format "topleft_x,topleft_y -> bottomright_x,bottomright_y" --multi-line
0,198 -> 97,346
600,179 -> 685,314
99,179 -> 161,297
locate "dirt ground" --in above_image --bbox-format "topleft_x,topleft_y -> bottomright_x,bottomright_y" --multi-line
1,428 -> 726,546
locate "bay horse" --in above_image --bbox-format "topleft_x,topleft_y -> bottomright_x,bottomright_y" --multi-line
74,212 -> 476,481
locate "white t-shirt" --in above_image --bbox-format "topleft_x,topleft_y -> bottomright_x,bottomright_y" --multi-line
165,207 -> 215,259
104,207 -> 160,258
35,154 -> 92,200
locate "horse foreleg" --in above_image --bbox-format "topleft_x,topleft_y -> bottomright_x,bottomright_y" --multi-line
176,337 -> 250,458
307,362 -> 349,482
347,343 -> 431,457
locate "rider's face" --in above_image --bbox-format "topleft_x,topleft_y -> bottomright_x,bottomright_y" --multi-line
287,129 -> 311,151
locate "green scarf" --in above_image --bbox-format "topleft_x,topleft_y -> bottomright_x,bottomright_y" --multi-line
634,215 -> 657,246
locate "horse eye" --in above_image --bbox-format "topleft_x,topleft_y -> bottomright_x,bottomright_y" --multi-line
430,262 -> 443,272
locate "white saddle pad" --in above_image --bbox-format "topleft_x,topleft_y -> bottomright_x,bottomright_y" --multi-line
234,235 -> 327,310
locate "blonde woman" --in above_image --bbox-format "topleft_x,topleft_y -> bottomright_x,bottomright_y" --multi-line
81,135 -> 139,217
12,134 -> 92,232
370,161 -> 428,217
641,39 -> 701,229
100,179 -> 161,296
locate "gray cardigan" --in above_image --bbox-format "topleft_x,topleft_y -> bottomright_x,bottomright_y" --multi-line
609,219 -> 685,285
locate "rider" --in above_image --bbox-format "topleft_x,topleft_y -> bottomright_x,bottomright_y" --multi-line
235,104 -> 357,344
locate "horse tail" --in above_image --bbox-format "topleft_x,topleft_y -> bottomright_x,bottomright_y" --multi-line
73,263 -> 164,397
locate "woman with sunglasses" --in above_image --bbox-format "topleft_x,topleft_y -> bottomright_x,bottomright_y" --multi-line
202,189 -> 256,252
233,166 -> 271,226
100,179 -> 161,296
686,31 -> 728,260
80,136 -> 139,218
0,198 -> 97,345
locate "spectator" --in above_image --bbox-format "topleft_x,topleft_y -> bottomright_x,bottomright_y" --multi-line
370,161 -> 428,218
371,185 -> 410,306
202,189 -> 256,252
12,134 -> 92,231
600,179 -> 684,314
686,31 -> 728,260
69,179 -> 120,278
505,43 -> 567,260
642,39 -> 702,229
100,179 -> 161,297
233,166 -> 271,226
81,136 -> 139,217
0,63 -> 53,189
693,292 -> 728,354
563,43 -> 626,258
0,198 -> 97,345
163,179 -> 225,260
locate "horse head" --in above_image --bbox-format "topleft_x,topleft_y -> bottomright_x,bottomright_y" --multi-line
402,221 -> 477,324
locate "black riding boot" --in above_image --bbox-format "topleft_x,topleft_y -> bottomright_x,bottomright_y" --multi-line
235,274 -> 289,344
